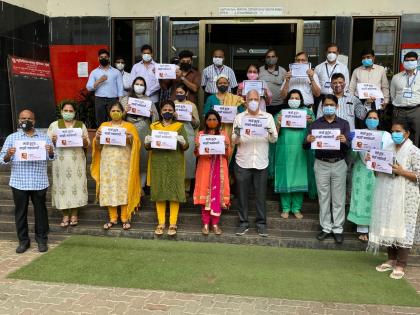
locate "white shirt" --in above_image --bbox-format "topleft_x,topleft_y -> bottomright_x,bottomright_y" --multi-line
130,60 -> 160,103
232,110 -> 278,170
281,74 -> 320,105
121,71 -> 132,96
315,60 -> 350,95
390,70 -> 420,107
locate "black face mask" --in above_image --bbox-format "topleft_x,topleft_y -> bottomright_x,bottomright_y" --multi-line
217,85 -> 228,93
19,120 -> 33,132
176,94 -> 186,101
179,62 -> 192,72
99,58 -> 109,66
162,112 -> 174,120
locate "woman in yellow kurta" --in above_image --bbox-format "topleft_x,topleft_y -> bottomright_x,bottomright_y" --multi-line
91,102 -> 141,230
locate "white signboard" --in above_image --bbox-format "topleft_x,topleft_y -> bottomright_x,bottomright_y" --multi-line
241,117 -> 268,137
127,97 -> 152,117
175,103 -> 193,122
281,109 -> 307,128
352,129 -> 382,151
219,7 -> 283,16
155,63 -> 176,79
242,80 -> 264,96
151,130 -> 178,150
356,83 -> 384,99
56,128 -> 83,148
14,140 -> 46,161
199,135 -> 225,155
77,62 -> 88,78
100,127 -> 126,146
213,105 -> 237,124
367,149 -> 394,174
289,63 -> 311,78
311,129 -> 341,150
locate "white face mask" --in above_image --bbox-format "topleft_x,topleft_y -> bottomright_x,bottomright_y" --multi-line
288,99 -> 301,109
213,57 -> 223,67
115,63 -> 125,71
327,52 -> 337,62
247,100 -> 259,112
403,60 -> 418,71
134,85 -> 145,95
142,53 -> 152,62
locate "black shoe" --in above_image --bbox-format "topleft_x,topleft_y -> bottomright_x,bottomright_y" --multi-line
235,226 -> 249,236
16,242 -> 30,254
257,226 -> 269,237
333,233 -> 344,244
37,243 -> 48,253
317,231 -> 332,241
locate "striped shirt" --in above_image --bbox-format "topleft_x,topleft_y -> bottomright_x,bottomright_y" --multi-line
201,65 -> 238,94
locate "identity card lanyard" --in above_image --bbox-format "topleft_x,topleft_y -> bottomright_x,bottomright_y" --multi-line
403,71 -> 417,98
324,63 -> 338,88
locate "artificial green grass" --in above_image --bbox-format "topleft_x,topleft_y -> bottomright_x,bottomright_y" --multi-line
9,235 -> 420,306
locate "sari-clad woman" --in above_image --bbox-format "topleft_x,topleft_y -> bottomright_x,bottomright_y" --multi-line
274,89 -> 315,219
193,110 -> 231,235
91,103 -> 141,230
347,110 -> 393,242
48,101 -> 90,227
370,120 -> 420,280
144,100 -> 189,236
173,84 -> 200,194
121,76 -> 159,195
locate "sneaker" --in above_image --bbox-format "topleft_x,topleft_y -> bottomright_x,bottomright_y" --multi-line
257,226 -> 269,237
16,242 -> 30,254
235,226 -> 249,236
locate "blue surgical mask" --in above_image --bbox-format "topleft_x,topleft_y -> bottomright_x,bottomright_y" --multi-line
392,132 -> 405,145
362,58 -> 373,67
323,105 -> 336,116
403,60 -> 418,71
365,118 -> 379,130
288,99 -> 301,109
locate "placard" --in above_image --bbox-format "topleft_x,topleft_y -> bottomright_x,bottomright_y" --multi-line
280,109 -> 307,128
311,129 -> 341,150
352,129 -> 382,151
356,83 -> 384,99
241,117 -> 268,137
213,105 -> 237,123
155,64 -> 176,79
289,63 -> 311,78
366,149 -> 394,174
127,97 -> 152,117
199,135 -> 225,155
242,80 -> 264,96
175,103 -> 193,122
100,127 -> 126,146
151,130 -> 178,150
14,140 -> 47,161
56,128 -> 83,147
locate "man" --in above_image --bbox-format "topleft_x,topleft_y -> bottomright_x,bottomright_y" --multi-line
0,110 -> 55,253
201,49 -> 237,99
114,56 -> 132,96
349,49 -> 390,109
160,50 -> 201,104
280,51 -> 321,108
232,90 -> 278,237
390,51 -> 420,147
304,95 -> 350,244
130,44 -> 161,106
86,49 -> 123,126
317,73 -> 367,131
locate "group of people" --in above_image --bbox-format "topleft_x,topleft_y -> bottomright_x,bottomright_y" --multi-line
1,44 -> 419,280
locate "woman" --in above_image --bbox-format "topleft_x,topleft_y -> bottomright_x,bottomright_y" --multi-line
370,120 -> 420,280
347,110 -> 393,242
91,103 -> 141,230
237,64 -> 272,112
274,89 -> 315,219
144,100 -> 189,236
121,76 -> 159,195
47,101 -> 90,227
173,84 -> 200,194
193,110 -> 232,235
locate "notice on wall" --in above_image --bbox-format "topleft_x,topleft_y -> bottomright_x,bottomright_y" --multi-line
219,7 -> 283,16
56,128 -> 83,147
311,129 -> 341,150
14,140 -> 47,161
366,149 -> 394,174
213,105 -> 237,123
199,135 -> 225,155
241,117 -> 268,137
281,109 -> 307,128
100,127 -> 126,146
151,130 -> 178,150
352,129 -> 382,151
77,62 -> 89,78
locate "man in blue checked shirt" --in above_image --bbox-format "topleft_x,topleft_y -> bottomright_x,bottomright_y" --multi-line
0,110 -> 55,254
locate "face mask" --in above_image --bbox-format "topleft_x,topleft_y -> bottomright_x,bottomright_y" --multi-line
99,58 -> 109,66
213,57 -> 223,67
62,112 -> 75,122
327,52 -> 337,62
175,94 -> 186,101
392,132 -> 405,145
332,83 -> 345,94
110,112 -> 123,120
365,118 -> 379,130
217,85 -> 228,93
323,105 -> 336,116
248,100 -> 259,112
162,112 -> 174,120
179,62 -> 192,72
362,58 -> 373,67
207,121 -> 219,129
142,53 -> 152,62
288,99 -> 301,109
19,120 -> 33,131
247,72 -> 258,80
134,85 -> 145,95
403,60 -> 418,71
115,62 -> 125,71
266,58 -> 277,66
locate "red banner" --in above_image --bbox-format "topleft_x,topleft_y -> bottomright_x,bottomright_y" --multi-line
10,56 -> 52,78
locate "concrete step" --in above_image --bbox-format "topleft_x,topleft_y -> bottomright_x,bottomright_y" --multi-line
0,174 -> 97,189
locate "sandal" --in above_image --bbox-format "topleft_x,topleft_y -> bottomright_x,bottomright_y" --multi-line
212,225 -> 222,235
281,212 -> 289,219
390,269 -> 405,280
358,233 -> 368,243
202,224 -> 209,235
103,221 -> 117,230
167,225 -> 177,236
154,224 -> 165,235
375,263 -> 394,272
294,212 -> 303,220
60,216 -> 70,228
69,216 -> 78,226
122,222 -> 131,230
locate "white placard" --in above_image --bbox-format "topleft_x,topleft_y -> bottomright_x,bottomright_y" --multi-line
213,105 -> 237,124
356,83 -> 384,99
242,80 -> 264,96
14,140 -> 47,161
77,62 -> 88,78
352,129 -> 382,151
175,103 -> 193,122
289,63 -> 311,78
280,109 -> 307,128
127,97 -> 152,117
56,128 -> 83,148
199,135 -> 225,155
366,149 -> 394,174
219,7 -> 283,16
155,64 -> 176,79
100,127 -> 126,146
311,129 -> 341,150
241,117 -> 268,137
151,130 -> 178,150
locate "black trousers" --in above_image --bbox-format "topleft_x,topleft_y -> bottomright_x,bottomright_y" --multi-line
234,163 -> 268,228
12,187 -> 49,245
95,96 -> 118,127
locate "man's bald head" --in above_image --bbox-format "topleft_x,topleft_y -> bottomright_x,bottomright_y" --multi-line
19,110 -> 35,120
246,89 -> 260,102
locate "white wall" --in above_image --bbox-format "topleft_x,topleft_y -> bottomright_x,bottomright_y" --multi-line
3,0 -> 48,15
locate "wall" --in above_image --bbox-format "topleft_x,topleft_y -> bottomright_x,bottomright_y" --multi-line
3,0 -> 47,15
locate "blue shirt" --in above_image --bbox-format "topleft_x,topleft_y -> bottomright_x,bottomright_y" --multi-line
0,130 -> 55,190
86,66 -> 124,98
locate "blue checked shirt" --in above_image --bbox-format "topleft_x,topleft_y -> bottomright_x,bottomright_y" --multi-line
0,130 -> 55,190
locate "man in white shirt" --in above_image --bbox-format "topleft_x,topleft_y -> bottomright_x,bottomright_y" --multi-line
130,45 -> 161,105
232,90 -> 278,237
114,56 -> 132,96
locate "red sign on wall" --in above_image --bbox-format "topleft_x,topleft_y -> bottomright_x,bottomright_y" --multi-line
10,56 -> 52,78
